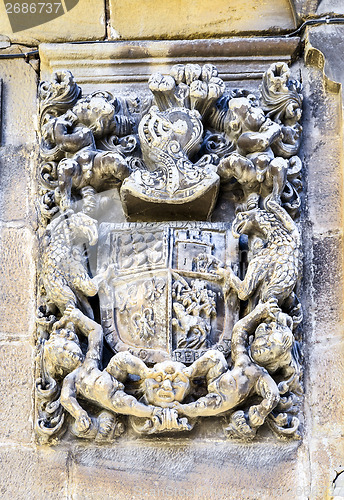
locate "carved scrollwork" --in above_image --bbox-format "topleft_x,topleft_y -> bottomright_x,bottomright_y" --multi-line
260,61 -> 303,160
35,61 -> 303,443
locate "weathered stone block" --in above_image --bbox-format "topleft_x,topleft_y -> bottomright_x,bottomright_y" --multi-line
292,0 -> 321,23
109,0 -> 295,40
0,146 -> 37,224
306,339 -> 344,437
0,0 -> 105,44
0,226 -> 36,338
309,234 -> 344,343
302,61 -> 344,234
0,446 -> 68,498
0,341 -> 33,443
306,25 -> 344,88
70,441 -> 308,500
0,59 -> 37,147
307,437 -> 344,500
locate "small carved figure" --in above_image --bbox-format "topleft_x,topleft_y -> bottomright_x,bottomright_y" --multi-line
210,95 -> 281,154
59,308 -> 162,438
173,302 -> 210,349
121,105 -> 219,220
260,62 -> 303,158
175,300 -> 293,438
107,355 -> 194,434
216,198 -> 301,313
210,95 -> 291,208
36,316 -> 82,441
40,210 -> 98,316
42,95 -> 132,213
218,152 -> 289,209
172,275 -> 217,349
249,307 -> 301,391
132,307 -> 155,341
228,309 -> 302,440
172,276 -> 217,317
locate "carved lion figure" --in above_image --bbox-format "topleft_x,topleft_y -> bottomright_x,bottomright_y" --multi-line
40,211 -> 98,317
217,198 -> 301,315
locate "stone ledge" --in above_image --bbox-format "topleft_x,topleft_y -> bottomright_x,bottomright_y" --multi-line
40,38 -> 300,94
70,440 -> 306,500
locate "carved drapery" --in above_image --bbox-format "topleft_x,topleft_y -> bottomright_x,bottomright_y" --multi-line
35,58 -> 303,443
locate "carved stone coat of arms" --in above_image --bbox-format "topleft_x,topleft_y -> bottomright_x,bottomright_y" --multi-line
35,60 -> 303,443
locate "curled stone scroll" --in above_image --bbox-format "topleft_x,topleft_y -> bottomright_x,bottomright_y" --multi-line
35,61 -> 303,443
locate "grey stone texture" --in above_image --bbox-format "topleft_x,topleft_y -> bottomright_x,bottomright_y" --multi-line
0,226 -> 37,338
69,441 -> 307,499
1,3 -> 344,499
0,446 -> 69,499
0,341 -> 34,443
301,23 -> 344,498
0,59 -> 37,344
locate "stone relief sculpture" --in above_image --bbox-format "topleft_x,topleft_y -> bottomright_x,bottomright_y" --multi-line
39,210 -> 99,315
35,61 -> 303,444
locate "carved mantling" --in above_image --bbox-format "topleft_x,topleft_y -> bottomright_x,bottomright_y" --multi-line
35,44 -> 304,444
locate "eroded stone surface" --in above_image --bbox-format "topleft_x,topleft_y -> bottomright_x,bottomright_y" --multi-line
70,441 -> 306,500
109,0 -> 295,39
311,234 -> 344,342
302,65 -> 343,234
307,438 -> 344,500
0,341 -> 33,443
0,0 -> 105,44
306,339 -> 344,437
0,146 -> 38,224
0,59 -> 37,147
0,226 -> 36,337
0,446 -> 69,499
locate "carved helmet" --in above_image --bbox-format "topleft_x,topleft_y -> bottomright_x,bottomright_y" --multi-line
138,106 -> 203,163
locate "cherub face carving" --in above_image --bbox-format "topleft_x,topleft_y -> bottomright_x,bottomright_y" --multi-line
144,361 -> 191,406
224,97 -> 266,139
250,321 -> 293,371
44,334 -> 84,377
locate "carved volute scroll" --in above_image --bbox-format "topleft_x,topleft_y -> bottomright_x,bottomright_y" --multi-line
35,61 -> 303,443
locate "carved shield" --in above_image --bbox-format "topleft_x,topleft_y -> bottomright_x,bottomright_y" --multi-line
97,221 -> 239,364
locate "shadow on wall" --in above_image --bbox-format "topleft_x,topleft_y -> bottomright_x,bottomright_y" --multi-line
3,0 -> 78,33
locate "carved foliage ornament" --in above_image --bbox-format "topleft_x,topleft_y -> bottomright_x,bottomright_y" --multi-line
35,61 -> 303,443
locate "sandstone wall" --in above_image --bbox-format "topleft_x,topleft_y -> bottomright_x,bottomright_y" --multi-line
0,1 -> 344,499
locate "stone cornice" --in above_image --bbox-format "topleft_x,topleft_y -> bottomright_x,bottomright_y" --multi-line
40,38 -> 300,93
